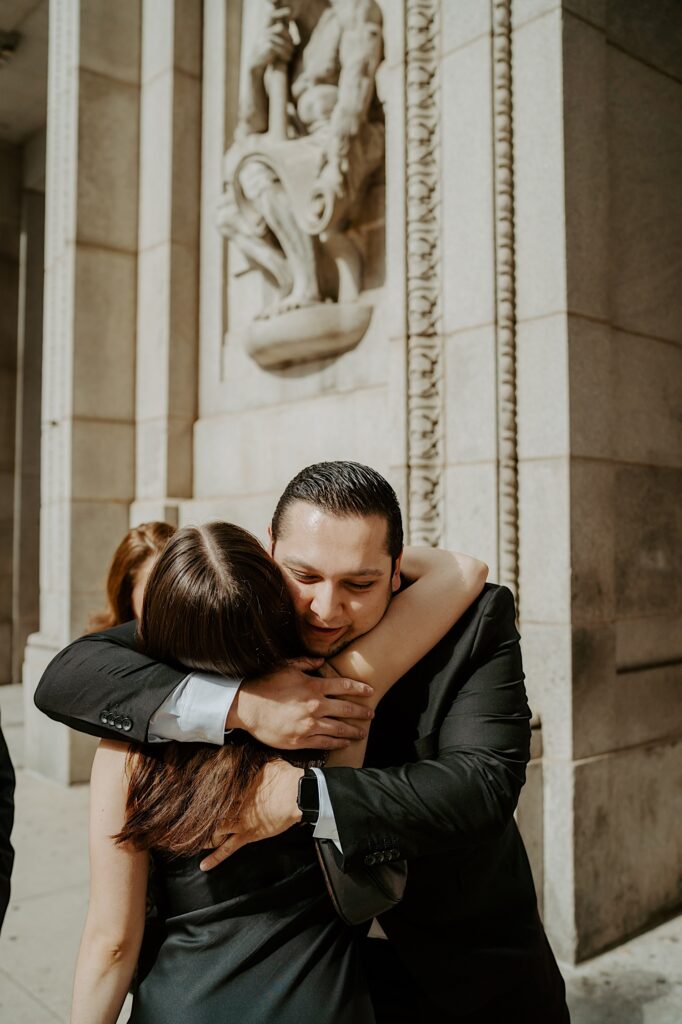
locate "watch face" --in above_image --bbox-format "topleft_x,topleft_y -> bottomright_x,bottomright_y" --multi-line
298,774 -> 319,815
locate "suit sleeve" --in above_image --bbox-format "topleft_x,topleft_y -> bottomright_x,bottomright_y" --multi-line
0,719 -> 15,930
321,587 -> 531,869
34,622 -> 187,743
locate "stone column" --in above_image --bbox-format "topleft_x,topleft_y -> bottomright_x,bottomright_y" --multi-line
561,2 -> 682,960
23,0 -> 140,783
0,143 -> 21,686
12,132 -> 46,685
130,0 -> 201,527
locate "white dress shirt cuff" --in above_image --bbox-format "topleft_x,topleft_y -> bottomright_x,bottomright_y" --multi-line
310,767 -> 342,853
147,672 -> 242,745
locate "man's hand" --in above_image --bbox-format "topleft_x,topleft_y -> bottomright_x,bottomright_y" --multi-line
227,658 -> 374,750
200,760 -> 303,871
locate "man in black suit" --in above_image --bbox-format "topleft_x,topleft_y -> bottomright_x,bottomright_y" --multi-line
35,461 -> 568,1022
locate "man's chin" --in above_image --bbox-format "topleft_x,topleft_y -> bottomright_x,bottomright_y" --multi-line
301,631 -> 353,658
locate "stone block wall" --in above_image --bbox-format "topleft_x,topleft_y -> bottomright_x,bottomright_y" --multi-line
0,144 -> 21,685
562,0 -> 682,958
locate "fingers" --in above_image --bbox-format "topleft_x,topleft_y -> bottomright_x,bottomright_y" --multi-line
302,735 -> 352,751
288,657 -> 324,672
314,717 -> 369,741
200,835 -> 244,872
318,697 -> 374,721
318,676 -> 374,699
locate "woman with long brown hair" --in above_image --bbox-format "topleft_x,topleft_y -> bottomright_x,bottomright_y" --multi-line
71,522 -> 487,1024
87,521 -> 176,632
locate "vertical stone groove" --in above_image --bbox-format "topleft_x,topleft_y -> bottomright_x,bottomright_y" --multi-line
492,0 -> 519,603
405,0 -> 443,546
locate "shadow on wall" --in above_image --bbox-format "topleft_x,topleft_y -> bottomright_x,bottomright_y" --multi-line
566,968 -> 674,1024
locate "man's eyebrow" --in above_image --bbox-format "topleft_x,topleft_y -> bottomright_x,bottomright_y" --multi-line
282,558 -> 384,578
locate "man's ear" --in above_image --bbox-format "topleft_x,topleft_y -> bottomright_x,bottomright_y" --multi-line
391,550 -> 403,593
267,523 -> 275,557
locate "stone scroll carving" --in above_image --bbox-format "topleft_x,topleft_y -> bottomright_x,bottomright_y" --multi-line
405,0 -> 443,547
492,0 -> 519,605
217,0 -> 385,368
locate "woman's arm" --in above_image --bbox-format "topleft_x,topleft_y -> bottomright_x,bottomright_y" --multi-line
325,547 -> 487,767
71,740 -> 149,1024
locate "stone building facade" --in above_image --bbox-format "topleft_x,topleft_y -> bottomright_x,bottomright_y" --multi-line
1,0 -> 680,966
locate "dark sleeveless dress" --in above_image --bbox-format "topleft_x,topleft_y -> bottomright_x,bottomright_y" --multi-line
128,825 -> 375,1024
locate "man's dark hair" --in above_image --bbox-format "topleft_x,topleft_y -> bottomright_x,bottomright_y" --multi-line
271,461 -> 404,563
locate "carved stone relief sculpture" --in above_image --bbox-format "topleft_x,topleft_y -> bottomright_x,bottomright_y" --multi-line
217,0 -> 385,368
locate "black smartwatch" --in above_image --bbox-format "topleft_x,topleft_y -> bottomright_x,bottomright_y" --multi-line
297,768 -> 320,825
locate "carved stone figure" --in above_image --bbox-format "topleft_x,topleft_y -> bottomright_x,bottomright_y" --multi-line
217,0 -> 384,366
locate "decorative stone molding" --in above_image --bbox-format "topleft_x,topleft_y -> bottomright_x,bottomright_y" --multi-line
492,0 -> 519,603
405,0 -> 443,546
217,0 -> 385,368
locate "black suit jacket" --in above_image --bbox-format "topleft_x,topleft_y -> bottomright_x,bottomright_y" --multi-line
0,715 -> 16,931
34,585 -> 555,1014
323,584 -> 554,1014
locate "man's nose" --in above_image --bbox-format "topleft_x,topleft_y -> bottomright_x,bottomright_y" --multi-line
310,583 -> 342,623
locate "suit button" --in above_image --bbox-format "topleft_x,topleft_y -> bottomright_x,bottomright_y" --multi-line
364,854 -> 377,866
122,718 -> 133,732
114,716 -> 123,730
378,852 -> 387,863
100,712 -> 109,725
106,716 -> 116,727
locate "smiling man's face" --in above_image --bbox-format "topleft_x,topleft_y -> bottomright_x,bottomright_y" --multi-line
270,500 -> 402,656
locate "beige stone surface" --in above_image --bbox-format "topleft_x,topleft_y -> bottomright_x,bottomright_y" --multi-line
440,34 -> 495,334
513,6 -> 567,321
608,49 -> 682,344
541,757 -> 576,961
80,0 -> 141,86
607,0 -> 682,81
380,61 -> 406,345
563,12 -> 609,322
570,458 -> 615,623
614,465 -> 682,620
137,72 -> 173,252
141,0 -> 174,83
518,457 -> 571,625
442,0 -> 490,55
567,316 -> 614,461
615,614 -> 682,672
572,622 -> 682,760
444,326 -> 497,465
70,419 -> 135,502
193,386 -> 390,500
360,2 -> 391,73
135,415 -> 194,500
443,462 -> 498,579
170,71 -> 202,250
76,70 -> 139,253
520,621 -> 573,761
612,333 -> 682,468
69,501 -> 130,599
178,495 -> 279,545
512,0 -> 606,30
516,313 -> 570,460
72,246 -> 136,422
171,0 -> 203,78
573,738 -> 682,959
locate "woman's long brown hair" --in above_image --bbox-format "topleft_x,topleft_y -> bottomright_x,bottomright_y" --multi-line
87,521 -> 176,632
115,522 -> 299,858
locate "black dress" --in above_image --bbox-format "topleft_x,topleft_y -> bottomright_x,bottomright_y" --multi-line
128,825 -> 374,1024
